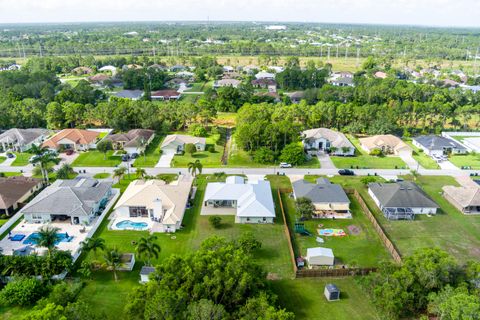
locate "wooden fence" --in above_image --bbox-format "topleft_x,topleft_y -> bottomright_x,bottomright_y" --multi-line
277,189 -> 298,275
345,188 -> 402,264
296,267 -> 377,278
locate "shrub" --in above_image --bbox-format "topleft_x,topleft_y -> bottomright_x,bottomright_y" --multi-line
0,277 -> 46,307
360,176 -> 378,185
185,143 -> 197,155
280,143 -> 306,165
254,147 -> 275,164
369,148 -> 383,156
189,124 -> 208,137
208,216 -> 222,229
207,145 -> 215,153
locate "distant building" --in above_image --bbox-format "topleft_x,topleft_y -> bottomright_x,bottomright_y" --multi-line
213,79 -> 241,89
359,134 -> 412,156
302,128 -> 355,156
151,89 -> 181,100
114,90 -> 144,100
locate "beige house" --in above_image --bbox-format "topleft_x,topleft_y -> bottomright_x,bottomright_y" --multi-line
112,175 -> 193,233
160,134 -> 206,155
359,134 -> 412,156
0,176 -> 43,216
442,185 -> 480,214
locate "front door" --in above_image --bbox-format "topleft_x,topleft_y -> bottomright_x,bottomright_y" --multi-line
318,142 -> 323,150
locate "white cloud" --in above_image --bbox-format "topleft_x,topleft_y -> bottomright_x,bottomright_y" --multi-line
0,0 -> 478,27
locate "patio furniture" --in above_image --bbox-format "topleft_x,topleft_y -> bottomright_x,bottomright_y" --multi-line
10,234 -> 26,242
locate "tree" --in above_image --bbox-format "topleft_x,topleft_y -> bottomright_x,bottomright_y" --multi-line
31,149 -> 61,184
208,216 -> 222,229
253,147 -> 275,164
188,160 -> 203,177
136,235 -> 161,266
23,303 -> 65,320
113,166 -> 127,182
103,247 -> 122,281
237,232 -> 262,253
96,140 -> 113,160
185,299 -> 227,320
80,237 -> 106,259
55,163 -> 74,179
295,197 -> 315,220
36,225 -> 60,256
280,143 -> 305,166
0,277 -> 46,307
185,143 -> 197,156
360,176 -> 378,186
135,168 -> 146,179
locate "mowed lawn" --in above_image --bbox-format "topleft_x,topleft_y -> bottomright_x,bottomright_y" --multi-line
405,140 -> 440,169
11,152 -> 31,166
71,150 -> 122,167
331,135 -> 407,169
171,133 -> 224,168
449,153 -> 480,169
76,174 -> 294,319
271,278 -> 381,320
334,175 -> 480,262
133,136 -> 163,168
0,156 -> 5,164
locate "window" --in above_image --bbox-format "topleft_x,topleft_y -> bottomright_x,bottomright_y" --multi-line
129,206 -> 148,217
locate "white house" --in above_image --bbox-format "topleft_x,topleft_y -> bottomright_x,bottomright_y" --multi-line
413,135 -> 467,157
302,128 -> 355,156
306,247 -> 335,266
0,128 -> 50,152
255,71 -> 275,80
160,134 -> 206,155
105,129 -> 155,155
202,176 -> 275,224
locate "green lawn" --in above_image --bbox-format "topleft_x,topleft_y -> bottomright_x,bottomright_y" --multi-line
171,134 -> 224,168
271,278 -> 380,320
133,136 -> 163,168
71,151 -> 122,167
331,135 -> 407,169
93,173 -> 111,179
0,156 -> 5,164
285,176 -> 391,267
449,153 -> 480,169
11,152 -> 31,166
184,82 -> 206,92
405,140 -> 440,169
0,172 -> 23,177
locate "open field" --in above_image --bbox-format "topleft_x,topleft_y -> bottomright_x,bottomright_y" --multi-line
71,151 -> 122,167
133,136 -> 163,168
271,278 -> 380,320
449,153 -> 480,170
404,140 -> 440,169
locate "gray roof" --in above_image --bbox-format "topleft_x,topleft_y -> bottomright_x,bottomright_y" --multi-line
292,178 -> 350,204
325,284 -> 340,293
21,178 -> 112,216
140,266 -> 156,275
0,128 -> 49,146
114,90 -> 144,99
414,135 -> 466,152
368,181 -> 439,208
333,77 -> 354,85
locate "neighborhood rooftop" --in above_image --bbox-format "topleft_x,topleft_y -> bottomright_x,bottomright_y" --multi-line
292,178 -> 350,204
368,181 -> 439,209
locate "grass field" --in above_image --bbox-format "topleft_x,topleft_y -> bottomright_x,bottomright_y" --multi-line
71,151 -> 122,167
133,136 -> 163,168
405,140 -> 440,169
11,152 -> 31,166
171,133 -> 224,168
93,173 -> 111,179
449,153 -> 480,169
271,278 -> 380,320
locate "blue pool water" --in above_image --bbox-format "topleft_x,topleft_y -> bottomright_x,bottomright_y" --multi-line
23,232 -> 72,245
115,220 -> 148,230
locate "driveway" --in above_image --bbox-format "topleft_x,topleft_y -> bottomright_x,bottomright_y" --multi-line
0,153 -> 15,167
58,152 -> 80,166
316,152 -> 336,169
438,160 -> 459,171
155,151 -> 174,168
399,153 -> 422,171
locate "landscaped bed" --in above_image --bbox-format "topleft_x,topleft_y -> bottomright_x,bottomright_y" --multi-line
71,150 -> 122,167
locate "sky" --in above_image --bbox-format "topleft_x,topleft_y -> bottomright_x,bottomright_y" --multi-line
0,0 -> 479,27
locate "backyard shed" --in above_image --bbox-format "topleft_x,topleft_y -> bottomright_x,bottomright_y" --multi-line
306,247 -> 334,266
324,284 -> 340,301
140,266 -> 156,283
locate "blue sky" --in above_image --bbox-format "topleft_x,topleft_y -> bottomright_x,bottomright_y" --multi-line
0,0 -> 479,27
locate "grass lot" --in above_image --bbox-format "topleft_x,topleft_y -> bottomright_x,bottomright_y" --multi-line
0,156 -> 5,164
11,152 -> 31,166
76,174 -> 293,318
271,278 -> 380,320
213,112 -> 236,127
93,173 -> 111,179
449,153 -> 480,169
184,82 -> 206,92
286,176 -> 391,267
331,135 -> 407,169
330,175 -> 480,262
133,136 -> 163,168
171,133 -> 224,168
71,151 -> 122,167
0,172 -> 23,177
405,140 -> 440,169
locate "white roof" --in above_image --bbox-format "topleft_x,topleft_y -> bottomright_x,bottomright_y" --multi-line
204,177 -> 275,218
255,71 -> 275,79
161,134 -> 206,149
306,247 -> 334,259
99,65 -> 117,72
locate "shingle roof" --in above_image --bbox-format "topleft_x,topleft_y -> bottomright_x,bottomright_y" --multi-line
292,178 -> 350,204
368,181 -> 439,208
140,266 -> 156,275
302,128 -> 354,149
0,177 -> 41,209
114,90 -> 144,99
161,135 -> 206,149
443,185 -> 480,208
106,129 -> 154,148
42,129 -> 99,149
359,134 -> 412,153
0,128 -> 50,146
414,135 -> 466,151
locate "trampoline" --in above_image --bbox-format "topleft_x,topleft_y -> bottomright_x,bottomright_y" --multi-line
10,234 -> 26,242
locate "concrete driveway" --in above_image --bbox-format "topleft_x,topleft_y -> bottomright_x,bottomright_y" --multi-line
399,153 -> 422,171
155,151 -> 174,168
316,152 -> 336,169
438,160 -> 459,171
0,153 -> 16,167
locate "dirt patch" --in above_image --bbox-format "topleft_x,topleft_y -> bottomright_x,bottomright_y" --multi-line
469,247 -> 480,258
347,225 -> 361,235
266,273 -> 280,280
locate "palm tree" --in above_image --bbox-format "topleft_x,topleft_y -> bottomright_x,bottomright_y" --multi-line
135,235 -> 161,266
135,168 -> 146,179
103,247 -> 122,281
80,237 -> 106,259
56,163 -> 74,179
31,150 -> 61,184
113,166 -> 127,182
188,160 -> 203,177
36,225 -> 60,256
136,137 -> 147,161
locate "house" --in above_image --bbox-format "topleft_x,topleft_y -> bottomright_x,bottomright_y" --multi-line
42,129 -> 100,151
306,247 -> 334,266
0,177 -> 43,216
222,72 -> 242,80
170,65 -> 186,72
413,135 -> 467,157
287,91 -> 305,103
114,90 -> 144,100
331,77 -> 354,87
88,73 -> 111,85
72,66 -> 93,75
112,175 -> 193,233
292,178 -> 351,218
359,134 -> 412,156
368,181 -> 439,220
202,176 -> 275,224
140,266 -> 155,283
160,134 -> 206,154
255,71 -> 275,80
269,66 -> 284,73
222,66 -> 235,73
302,128 -> 355,156
21,178 -> 113,225
176,71 -> 194,79
442,185 -> 480,214
151,89 -> 181,100
99,65 -> 117,74
443,79 -> 460,87
374,71 -> 387,79
254,91 -> 281,103
462,137 -> 480,153
251,78 -> 277,88
213,79 -> 241,89
0,128 -> 50,152
105,129 -> 155,154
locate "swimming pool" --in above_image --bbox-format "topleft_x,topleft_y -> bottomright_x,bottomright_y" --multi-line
115,220 -> 148,231
23,232 -> 72,245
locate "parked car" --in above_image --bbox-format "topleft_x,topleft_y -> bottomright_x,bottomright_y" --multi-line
6,152 -> 15,159
279,162 -> 292,168
338,169 -> 355,176
122,154 -> 130,162
65,149 -> 74,156
131,153 -> 139,159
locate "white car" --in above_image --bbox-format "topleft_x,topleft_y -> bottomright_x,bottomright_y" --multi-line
279,162 -> 292,168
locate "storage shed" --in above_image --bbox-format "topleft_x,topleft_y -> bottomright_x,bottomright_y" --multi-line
140,266 -> 156,283
324,284 -> 340,301
306,247 -> 334,266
